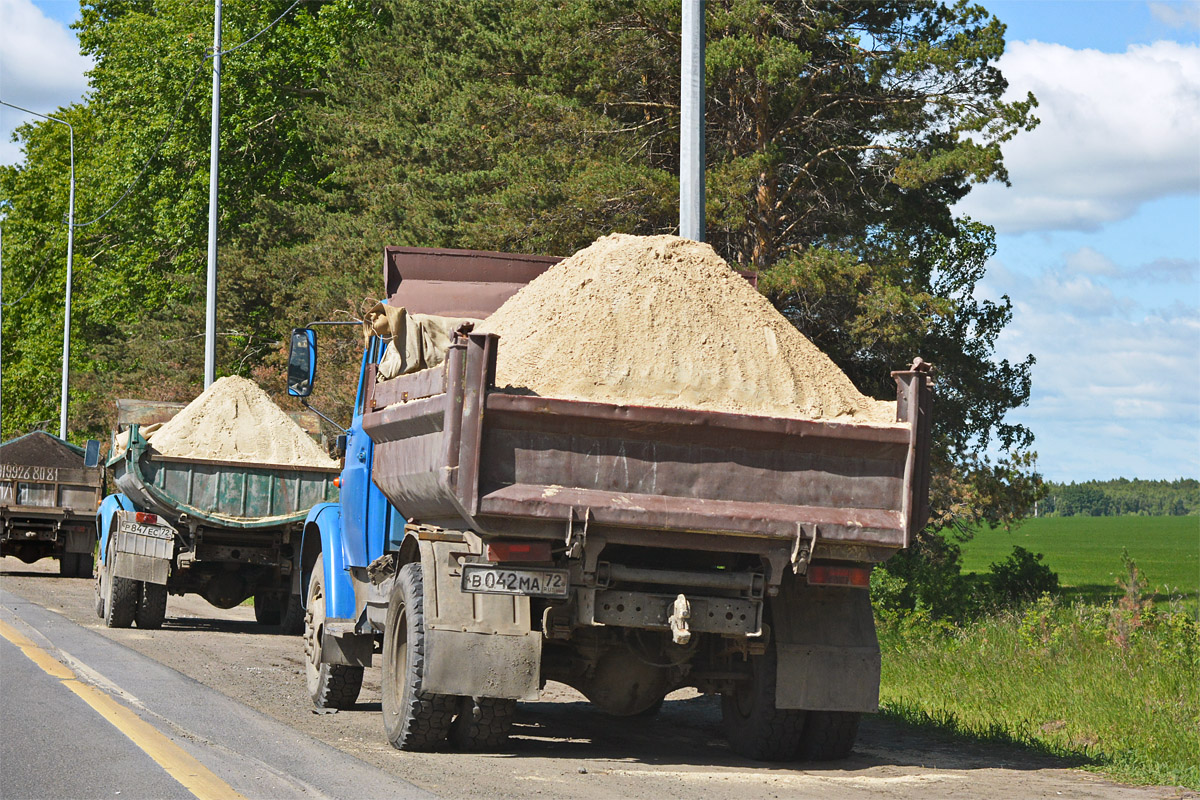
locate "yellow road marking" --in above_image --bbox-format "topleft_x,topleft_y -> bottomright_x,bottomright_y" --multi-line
0,618 -> 248,800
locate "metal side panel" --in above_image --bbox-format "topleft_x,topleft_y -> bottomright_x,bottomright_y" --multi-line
417,538 -> 540,700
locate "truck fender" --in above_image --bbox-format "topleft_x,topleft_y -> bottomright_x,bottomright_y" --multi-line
96,494 -> 135,566
300,502 -> 356,620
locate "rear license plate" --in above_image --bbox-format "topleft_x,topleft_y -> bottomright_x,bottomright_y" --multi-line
119,521 -> 174,540
461,564 -> 569,598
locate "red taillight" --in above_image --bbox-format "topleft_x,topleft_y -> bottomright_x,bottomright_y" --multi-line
333,477 -> 341,488
486,541 -> 552,563
135,512 -> 159,525
806,564 -> 871,588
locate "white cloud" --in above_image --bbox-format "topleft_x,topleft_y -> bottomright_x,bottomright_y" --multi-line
1149,0 -> 1200,29
956,40 -> 1200,234
983,256 -> 1200,480
1064,246 -> 1120,277
0,0 -> 92,165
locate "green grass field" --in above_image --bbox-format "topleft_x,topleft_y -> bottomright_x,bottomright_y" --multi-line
960,516 -> 1199,605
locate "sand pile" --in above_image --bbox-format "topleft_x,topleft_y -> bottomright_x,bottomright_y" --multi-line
147,376 -> 338,467
477,234 -> 897,425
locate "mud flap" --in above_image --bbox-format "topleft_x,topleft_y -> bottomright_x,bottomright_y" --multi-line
771,575 -> 880,712
418,538 -> 541,700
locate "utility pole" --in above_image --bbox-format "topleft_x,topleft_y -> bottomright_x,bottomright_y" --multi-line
679,0 -> 705,242
0,101 -> 75,438
204,0 -> 222,388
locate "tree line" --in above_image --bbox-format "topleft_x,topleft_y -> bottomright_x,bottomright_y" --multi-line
1,0 -> 1040,536
1039,479 -> 1200,517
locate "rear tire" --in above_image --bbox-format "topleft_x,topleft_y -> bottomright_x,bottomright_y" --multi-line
94,558 -> 106,619
254,593 -> 282,625
382,562 -> 454,751
304,554 -> 363,709
279,593 -> 304,635
797,710 -> 860,761
450,697 -> 516,751
60,553 -> 79,577
720,646 -> 806,761
136,583 -> 168,629
104,569 -> 139,630
76,551 -> 95,580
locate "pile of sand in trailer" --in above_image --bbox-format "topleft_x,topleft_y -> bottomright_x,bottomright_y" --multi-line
477,233 -> 898,425
146,376 -> 338,467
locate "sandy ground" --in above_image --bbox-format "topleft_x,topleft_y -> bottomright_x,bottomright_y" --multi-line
2,556 -> 1192,800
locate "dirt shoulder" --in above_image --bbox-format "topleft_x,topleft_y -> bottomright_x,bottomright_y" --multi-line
2,557 -> 1188,800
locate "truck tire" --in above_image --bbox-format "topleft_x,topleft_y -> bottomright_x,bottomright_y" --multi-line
253,593 -> 282,626
797,710 -> 860,761
720,645 -> 806,761
104,554 -> 139,630
60,553 -> 79,577
450,697 -> 517,751
279,593 -> 305,636
94,560 -> 106,619
304,554 -> 363,709
136,583 -> 168,629
381,562 -> 454,751
76,551 -> 95,580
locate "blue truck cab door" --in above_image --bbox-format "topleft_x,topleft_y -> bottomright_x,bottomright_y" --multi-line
338,337 -> 394,568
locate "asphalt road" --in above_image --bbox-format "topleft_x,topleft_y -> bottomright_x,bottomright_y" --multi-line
1,556 -> 1190,800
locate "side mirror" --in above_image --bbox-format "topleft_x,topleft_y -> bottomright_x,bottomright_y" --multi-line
334,434 -> 348,459
287,328 -> 317,397
83,439 -> 101,469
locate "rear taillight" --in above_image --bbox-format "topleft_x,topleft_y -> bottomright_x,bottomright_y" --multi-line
486,541 -> 552,563
806,564 -> 871,588
135,512 -> 159,525
333,477 -> 341,488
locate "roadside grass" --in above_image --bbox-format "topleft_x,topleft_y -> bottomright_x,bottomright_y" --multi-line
878,599 -> 1200,789
959,516 -> 1199,609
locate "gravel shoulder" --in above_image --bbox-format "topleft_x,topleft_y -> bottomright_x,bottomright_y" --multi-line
2,556 -> 1188,800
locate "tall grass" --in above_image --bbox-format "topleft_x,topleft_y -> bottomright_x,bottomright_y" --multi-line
878,595 -> 1200,789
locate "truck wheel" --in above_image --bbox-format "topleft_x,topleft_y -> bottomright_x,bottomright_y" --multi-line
253,593 -> 282,626
103,543 -> 139,629
94,560 -> 106,619
450,697 -> 516,751
76,552 -> 95,580
136,583 -> 168,629
279,593 -> 305,636
60,553 -> 79,577
797,711 -> 860,761
381,562 -> 454,751
720,646 -> 805,761
304,554 -> 363,709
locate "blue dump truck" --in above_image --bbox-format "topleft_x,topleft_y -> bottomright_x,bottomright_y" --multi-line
289,246 -> 933,760
1,432 -> 102,577
94,423 -> 338,631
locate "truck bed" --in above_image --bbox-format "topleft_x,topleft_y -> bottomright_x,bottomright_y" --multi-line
109,425 -> 339,529
362,332 -> 932,579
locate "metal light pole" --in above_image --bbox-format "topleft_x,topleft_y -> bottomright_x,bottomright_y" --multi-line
204,0 -> 223,388
680,0 -> 705,242
0,101 -> 75,438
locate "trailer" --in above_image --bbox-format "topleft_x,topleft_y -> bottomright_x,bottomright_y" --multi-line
291,246 -> 932,760
94,424 -> 339,631
1,431 -> 102,577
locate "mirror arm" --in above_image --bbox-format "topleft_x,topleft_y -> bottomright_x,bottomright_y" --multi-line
301,399 -> 350,436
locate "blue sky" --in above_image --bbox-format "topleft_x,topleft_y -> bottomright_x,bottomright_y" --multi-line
2,0 -> 1198,483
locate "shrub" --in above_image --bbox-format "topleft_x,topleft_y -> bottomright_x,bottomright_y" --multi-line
988,545 -> 1059,605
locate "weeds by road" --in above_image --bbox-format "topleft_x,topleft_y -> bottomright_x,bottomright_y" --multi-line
878,589 -> 1199,790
